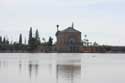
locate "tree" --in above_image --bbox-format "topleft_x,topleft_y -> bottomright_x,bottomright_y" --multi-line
83,34 -> 88,47
86,39 -> 89,46
42,37 -> 46,43
93,42 -> 98,46
6,39 -> 9,44
48,37 -> 53,47
82,40 -> 86,46
29,38 -> 38,50
3,37 -> 6,44
28,27 -> 32,45
35,29 -> 40,45
19,34 -> 22,45
0,36 -> 2,44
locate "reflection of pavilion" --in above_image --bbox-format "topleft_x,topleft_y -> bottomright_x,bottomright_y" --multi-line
56,64 -> 81,83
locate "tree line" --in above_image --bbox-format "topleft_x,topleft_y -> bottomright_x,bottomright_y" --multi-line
0,27 -> 53,52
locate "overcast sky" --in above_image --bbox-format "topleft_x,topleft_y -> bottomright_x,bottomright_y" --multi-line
0,0 -> 125,45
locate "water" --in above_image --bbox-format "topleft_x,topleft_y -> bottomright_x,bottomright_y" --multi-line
0,53 -> 125,83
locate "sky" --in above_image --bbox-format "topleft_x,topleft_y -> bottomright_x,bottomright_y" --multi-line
0,0 -> 125,45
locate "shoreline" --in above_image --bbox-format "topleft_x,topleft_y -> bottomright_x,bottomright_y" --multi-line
0,51 -> 124,53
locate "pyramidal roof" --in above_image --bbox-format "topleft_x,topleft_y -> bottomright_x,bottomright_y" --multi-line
62,27 -> 80,32
61,22 -> 80,32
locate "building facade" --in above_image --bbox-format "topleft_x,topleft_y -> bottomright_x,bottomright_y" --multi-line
55,23 -> 82,52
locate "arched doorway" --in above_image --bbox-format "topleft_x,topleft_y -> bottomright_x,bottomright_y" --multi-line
68,38 -> 76,52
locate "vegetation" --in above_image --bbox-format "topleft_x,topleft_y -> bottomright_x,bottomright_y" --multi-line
48,37 -> 53,47
0,27 -> 53,52
19,33 -> 22,45
28,27 -> 33,45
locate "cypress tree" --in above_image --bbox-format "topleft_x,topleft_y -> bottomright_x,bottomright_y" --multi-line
19,34 -> 22,45
35,29 -> 40,45
0,36 -> 2,44
28,27 -> 32,45
48,37 -> 53,46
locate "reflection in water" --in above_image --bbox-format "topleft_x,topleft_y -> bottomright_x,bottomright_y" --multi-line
19,61 -> 22,72
0,60 -> 1,68
28,62 -> 39,78
56,64 -> 81,83
0,54 -> 124,83
3,60 -> 6,68
0,60 -> 4,69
